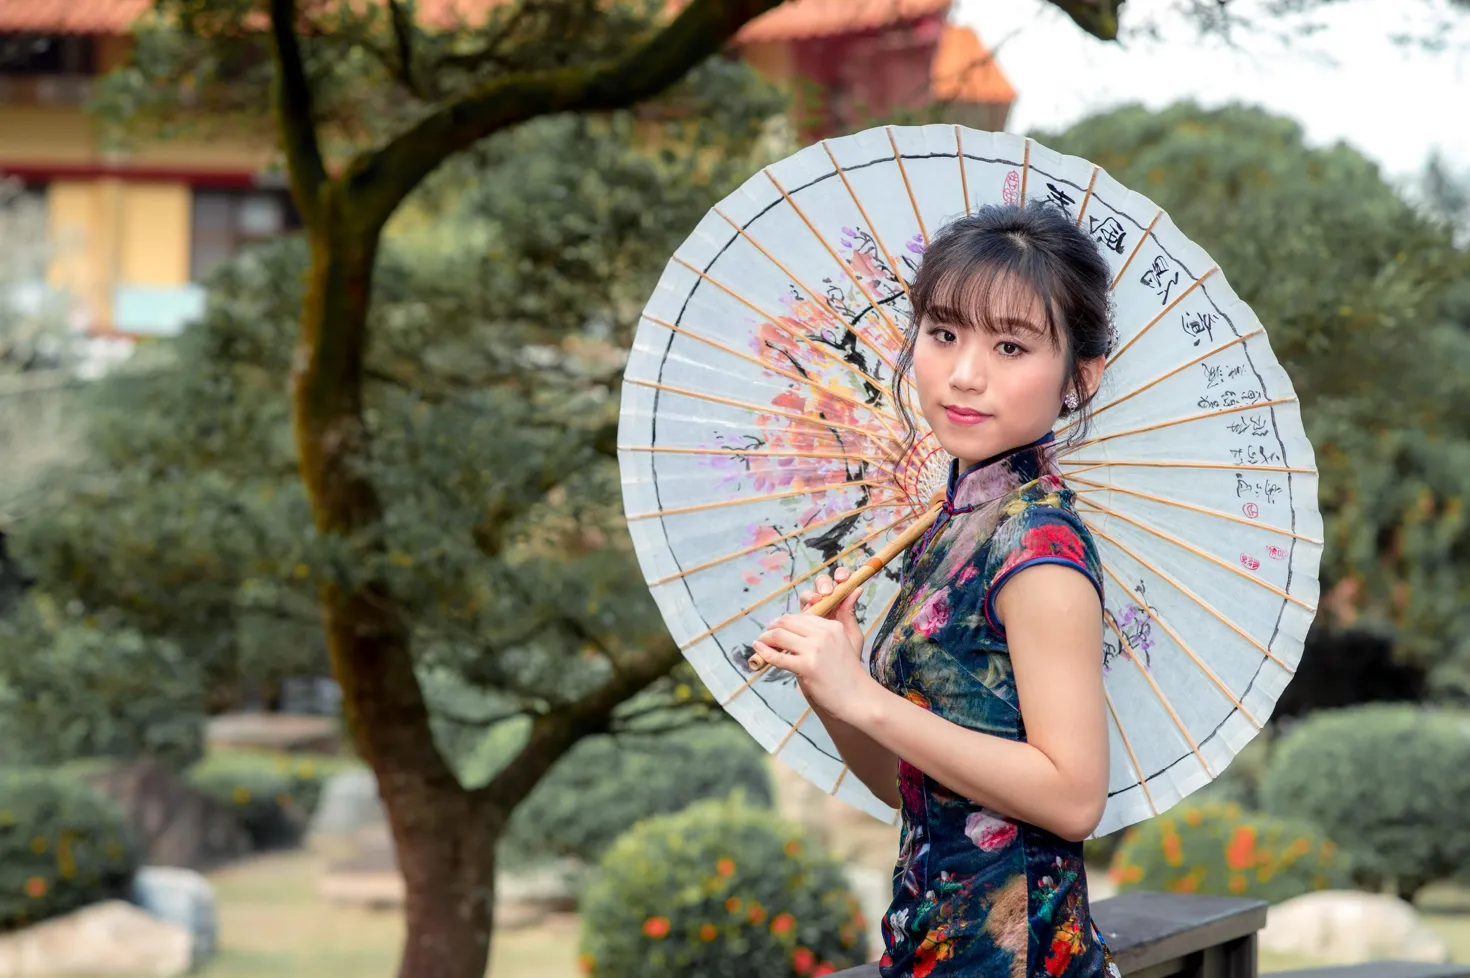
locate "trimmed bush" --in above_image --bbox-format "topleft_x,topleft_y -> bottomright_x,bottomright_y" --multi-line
1260,704 -> 1470,899
0,768 -> 140,930
501,723 -> 774,867
1109,801 -> 1348,904
185,751 -> 353,850
580,795 -> 866,978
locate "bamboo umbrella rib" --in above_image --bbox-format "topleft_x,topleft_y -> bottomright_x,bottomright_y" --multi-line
1019,138 -> 1031,204
820,140 -> 915,306
708,208 -> 902,376
1060,458 -> 1316,478
1105,608 -> 1215,778
1080,497 -> 1315,611
832,763 -> 852,793
955,126 -> 971,215
1075,165 -> 1100,228
641,311 -> 904,435
1060,328 -> 1263,436
1067,397 -> 1299,452
686,512 -> 908,652
620,444 -> 897,469
629,478 -> 889,522
776,706 -> 814,753
1108,266 -> 1220,368
649,502 -> 889,586
1084,517 -> 1294,677
886,126 -> 929,246
1068,475 -> 1322,545
1104,686 -> 1158,816
624,377 -> 901,449
671,256 -> 895,396
1110,209 -> 1163,291
762,170 -> 908,352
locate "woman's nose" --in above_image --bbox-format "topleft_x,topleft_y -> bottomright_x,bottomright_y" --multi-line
949,349 -> 987,392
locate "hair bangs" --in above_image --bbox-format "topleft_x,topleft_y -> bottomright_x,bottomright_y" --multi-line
911,248 -> 1064,351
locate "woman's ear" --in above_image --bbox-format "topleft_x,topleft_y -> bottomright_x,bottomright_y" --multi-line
1077,356 -> 1106,404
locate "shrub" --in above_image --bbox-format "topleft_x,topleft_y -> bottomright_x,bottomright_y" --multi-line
185,751 -> 349,850
1109,801 -> 1348,904
1259,704 -> 1470,899
580,795 -> 867,978
501,723 -> 774,867
0,768 -> 140,931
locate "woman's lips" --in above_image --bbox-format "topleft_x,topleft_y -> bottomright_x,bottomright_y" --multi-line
943,405 -> 990,426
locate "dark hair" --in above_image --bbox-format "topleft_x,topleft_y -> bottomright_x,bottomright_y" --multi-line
892,200 -> 1114,453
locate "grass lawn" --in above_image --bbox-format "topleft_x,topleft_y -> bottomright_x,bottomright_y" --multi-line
198,851 -> 581,978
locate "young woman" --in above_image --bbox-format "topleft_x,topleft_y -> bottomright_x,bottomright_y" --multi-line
752,202 -> 1120,978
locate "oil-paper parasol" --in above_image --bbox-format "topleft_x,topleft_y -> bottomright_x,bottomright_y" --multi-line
616,125 -> 1321,836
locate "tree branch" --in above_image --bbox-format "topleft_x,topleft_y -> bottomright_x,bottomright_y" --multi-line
267,0 -> 329,226
1047,0 -> 1126,40
477,630 -> 682,809
386,0 -> 425,99
344,0 -> 785,231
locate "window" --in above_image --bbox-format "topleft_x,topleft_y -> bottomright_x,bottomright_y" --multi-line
189,189 -> 300,281
0,34 -> 95,76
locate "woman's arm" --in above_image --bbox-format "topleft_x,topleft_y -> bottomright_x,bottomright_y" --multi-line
807,700 -> 901,809
849,563 -> 1109,841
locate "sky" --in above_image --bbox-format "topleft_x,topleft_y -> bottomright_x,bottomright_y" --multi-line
954,0 -> 1470,184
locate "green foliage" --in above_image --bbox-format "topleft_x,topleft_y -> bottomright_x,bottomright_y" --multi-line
0,599 -> 205,768
0,768 -> 139,931
186,752 -> 306,850
500,723 -> 774,867
1041,103 -> 1470,697
1260,704 -> 1470,898
1109,801 -> 1348,904
580,796 -> 866,978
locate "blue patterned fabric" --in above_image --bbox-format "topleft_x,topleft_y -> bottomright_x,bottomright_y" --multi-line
867,433 -> 1119,978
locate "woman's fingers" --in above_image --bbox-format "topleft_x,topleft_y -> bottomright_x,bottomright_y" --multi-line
750,641 -> 802,674
834,565 -> 852,583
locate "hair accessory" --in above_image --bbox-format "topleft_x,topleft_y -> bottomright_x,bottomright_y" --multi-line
1063,391 -> 1080,412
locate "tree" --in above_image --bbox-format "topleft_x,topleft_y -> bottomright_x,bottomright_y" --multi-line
1038,102 -> 1470,701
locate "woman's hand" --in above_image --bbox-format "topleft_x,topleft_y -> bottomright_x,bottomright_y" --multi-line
751,566 -> 880,725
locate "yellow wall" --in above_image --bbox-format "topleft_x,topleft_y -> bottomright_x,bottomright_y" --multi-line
119,183 -> 190,286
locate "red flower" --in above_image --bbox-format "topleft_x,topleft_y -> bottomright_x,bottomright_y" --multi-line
792,947 -> 816,975
771,912 -> 795,935
642,916 -> 670,939
23,877 -> 46,899
748,902 -> 767,925
1023,523 -> 1086,564
813,964 -> 838,977
716,857 -> 736,877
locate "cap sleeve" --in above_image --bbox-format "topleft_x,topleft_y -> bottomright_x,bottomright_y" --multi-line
982,504 -> 1104,636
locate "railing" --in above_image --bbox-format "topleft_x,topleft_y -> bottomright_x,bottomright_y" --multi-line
829,891 -> 1470,978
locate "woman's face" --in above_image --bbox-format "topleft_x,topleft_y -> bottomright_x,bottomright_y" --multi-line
911,278 -> 1070,469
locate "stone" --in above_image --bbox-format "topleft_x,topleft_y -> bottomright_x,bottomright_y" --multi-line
205,712 -> 341,754
0,900 -> 191,977
80,759 -> 252,870
1260,891 -> 1452,964
308,768 -> 386,841
131,866 -> 218,969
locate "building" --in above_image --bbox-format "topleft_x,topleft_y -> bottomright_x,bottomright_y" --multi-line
0,0 -> 1013,339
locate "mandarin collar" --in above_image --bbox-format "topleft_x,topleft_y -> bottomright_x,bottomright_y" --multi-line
944,432 -> 1058,514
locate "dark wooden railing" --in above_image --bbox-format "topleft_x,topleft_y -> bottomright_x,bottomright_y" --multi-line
829,891 -> 1470,978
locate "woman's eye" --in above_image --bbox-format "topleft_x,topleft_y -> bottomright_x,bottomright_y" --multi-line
928,328 -> 957,345
997,341 -> 1024,357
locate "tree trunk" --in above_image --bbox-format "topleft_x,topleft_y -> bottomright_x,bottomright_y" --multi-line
292,198 -> 498,978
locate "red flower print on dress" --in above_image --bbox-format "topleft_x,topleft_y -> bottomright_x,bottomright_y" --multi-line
964,809 -> 1019,851
913,589 -> 951,638
996,520 -> 1088,580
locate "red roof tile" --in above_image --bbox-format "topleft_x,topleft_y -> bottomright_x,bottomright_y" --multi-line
0,0 -> 151,34
930,23 -> 1014,104
736,0 -> 951,43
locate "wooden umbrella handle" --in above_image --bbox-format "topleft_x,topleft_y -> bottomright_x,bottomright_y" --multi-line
748,502 -> 945,670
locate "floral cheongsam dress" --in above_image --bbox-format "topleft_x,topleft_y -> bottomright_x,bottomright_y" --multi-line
867,432 -> 1121,978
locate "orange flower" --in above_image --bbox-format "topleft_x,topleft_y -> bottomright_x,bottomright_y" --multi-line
1183,808 -> 1203,827
716,858 -> 736,878
1161,826 -> 1183,867
577,953 -> 595,974
642,916 -> 670,939
784,839 -> 802,857
1225,825 -> 1258,871
748,902 -> 767,925
725,896 -> 742,914
699,923 -> 718,942
1228,874 -> 1248,894
771,912 -> 795,936
792,947 -> 817,975
24,877 -> 46,899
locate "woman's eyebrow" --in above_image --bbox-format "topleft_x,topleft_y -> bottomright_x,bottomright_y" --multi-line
987,316 -> 1048,337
